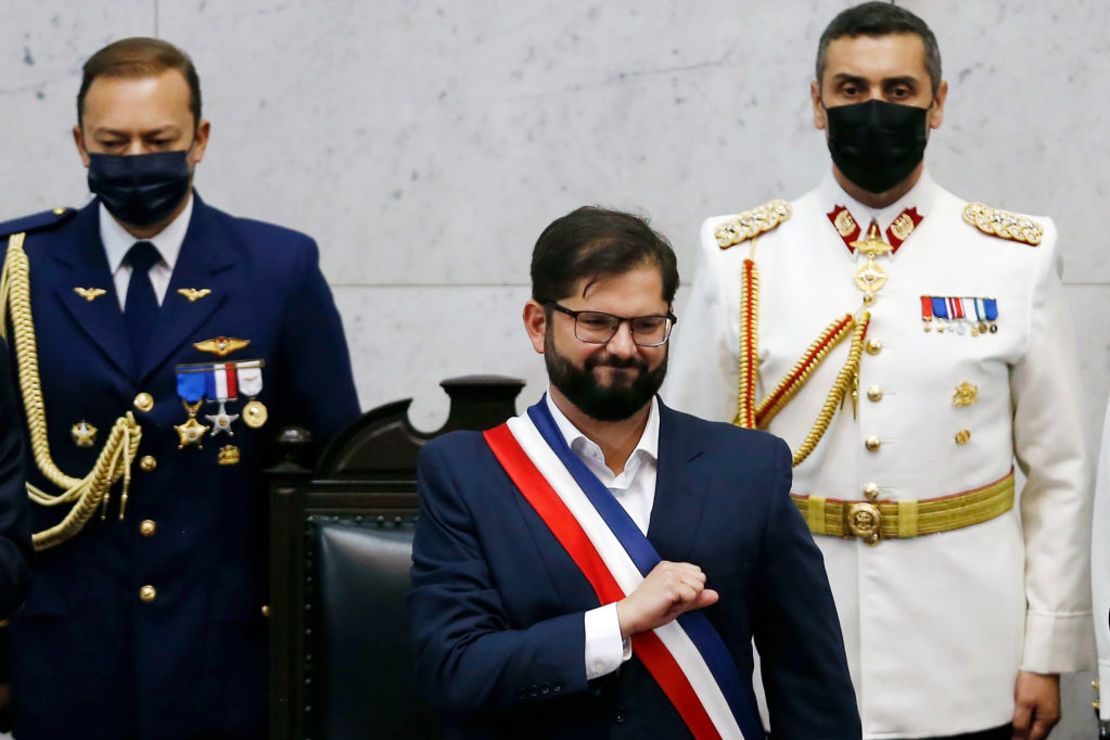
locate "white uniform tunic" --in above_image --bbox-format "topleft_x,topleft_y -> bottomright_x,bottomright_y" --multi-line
664,171 -> 1092,738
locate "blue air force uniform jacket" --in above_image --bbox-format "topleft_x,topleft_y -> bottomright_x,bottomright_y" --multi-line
0,195 -> 360,740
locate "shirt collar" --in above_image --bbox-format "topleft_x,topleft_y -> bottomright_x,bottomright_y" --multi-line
816,167 -> 938,229
544,389 -> 660,465
99,193 -> 194,274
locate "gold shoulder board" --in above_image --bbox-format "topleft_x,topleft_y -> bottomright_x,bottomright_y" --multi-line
962,202 -> 1043,246
714,199 -> 791,249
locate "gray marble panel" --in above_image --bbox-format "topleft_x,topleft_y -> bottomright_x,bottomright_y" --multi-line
155,0 -> 862,286
0,1 -> 156,218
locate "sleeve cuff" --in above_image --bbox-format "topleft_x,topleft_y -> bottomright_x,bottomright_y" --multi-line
583,603 -> 631,680
1021,609 -> 1094,674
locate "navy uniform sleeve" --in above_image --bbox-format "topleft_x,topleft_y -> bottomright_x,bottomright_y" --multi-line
407,440 -> 590,721
0,337 -> 34,683
753,438 -> 861,739
275,237 -> 360,445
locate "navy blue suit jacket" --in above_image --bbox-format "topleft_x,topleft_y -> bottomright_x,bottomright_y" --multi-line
0,196 -> 360,740
409,400 -> 860,739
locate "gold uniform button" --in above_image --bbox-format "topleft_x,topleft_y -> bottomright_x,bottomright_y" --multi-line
139,520 -> 157,537
139,455 -> 157,472
865,338 -> 882,355
139,585 -> 157,603
133,393 -> 154,413
52,207 -> 66,216
955,429 -> 972,445
864,436 -> 881,452
261,605 -> 271,619
866,385 -> 883,402
863,482 -> 881,498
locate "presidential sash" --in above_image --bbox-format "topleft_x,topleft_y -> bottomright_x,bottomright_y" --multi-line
483,399 -> 761,740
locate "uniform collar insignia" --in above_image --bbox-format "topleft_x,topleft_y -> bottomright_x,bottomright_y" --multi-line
826,205 -> 924,254
73,287 -> 107,302
177,288 -> 212,302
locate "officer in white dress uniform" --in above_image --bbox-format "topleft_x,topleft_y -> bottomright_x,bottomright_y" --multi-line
664,4 -> 1091,739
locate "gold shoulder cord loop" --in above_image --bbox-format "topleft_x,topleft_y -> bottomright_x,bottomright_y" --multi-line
0,233 -> 141,550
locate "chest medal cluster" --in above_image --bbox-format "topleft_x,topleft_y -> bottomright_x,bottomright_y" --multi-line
919,296 -> 999,335
174,354 -> 267,463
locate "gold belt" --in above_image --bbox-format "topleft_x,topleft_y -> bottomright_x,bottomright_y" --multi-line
791,470 -> 1015,545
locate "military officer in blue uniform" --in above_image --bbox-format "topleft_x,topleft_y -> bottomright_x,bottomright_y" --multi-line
0,38 -> 360,739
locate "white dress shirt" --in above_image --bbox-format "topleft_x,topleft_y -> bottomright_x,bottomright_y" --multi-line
99,195 -> 194,309
543,391 -> 660,681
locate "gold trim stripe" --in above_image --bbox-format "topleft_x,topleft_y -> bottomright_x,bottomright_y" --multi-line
791,470 -> 1014,541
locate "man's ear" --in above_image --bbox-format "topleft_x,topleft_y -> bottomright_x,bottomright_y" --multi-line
811,80 -> 828,131
523,300 -> 548,355
189,119 -> 211,165
73,125 -> 91,167
928,80 -> 948,130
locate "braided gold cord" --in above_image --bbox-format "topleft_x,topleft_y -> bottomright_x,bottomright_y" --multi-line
790,313 -> 869,467
755,314 -> 854,428
1,233 -> 141,550
734,258 -> 759,429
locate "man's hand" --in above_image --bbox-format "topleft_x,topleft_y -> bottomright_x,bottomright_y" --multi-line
616,561 -> 718,638
1011,671 -> 1060,740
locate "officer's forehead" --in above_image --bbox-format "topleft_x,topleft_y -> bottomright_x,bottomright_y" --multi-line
822,33 -> 930,82
81,69 -> 192,129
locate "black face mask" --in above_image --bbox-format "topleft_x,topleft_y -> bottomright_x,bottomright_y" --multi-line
824,99 -> 929,194
87,150 -> 193,227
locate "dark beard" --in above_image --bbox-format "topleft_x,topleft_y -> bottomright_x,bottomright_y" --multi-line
545,333 -> 667,422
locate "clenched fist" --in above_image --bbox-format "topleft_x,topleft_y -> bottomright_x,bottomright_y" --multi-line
616,561 -> 719,638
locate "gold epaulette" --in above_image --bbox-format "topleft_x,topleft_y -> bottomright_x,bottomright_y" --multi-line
962,202 -> 1043,246
714,199 -> 791,249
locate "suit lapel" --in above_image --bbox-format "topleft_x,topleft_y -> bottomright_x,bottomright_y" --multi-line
647,402 -> 711,563
139,197 -> 234,381
50,202 -> 133,378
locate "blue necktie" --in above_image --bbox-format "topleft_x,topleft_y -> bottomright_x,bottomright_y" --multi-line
124,241 -> 162,369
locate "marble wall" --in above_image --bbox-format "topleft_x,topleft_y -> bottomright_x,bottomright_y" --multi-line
1,1 -> 1106,735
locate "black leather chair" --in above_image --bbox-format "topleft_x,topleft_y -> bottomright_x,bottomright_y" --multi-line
268,376 -> 524,740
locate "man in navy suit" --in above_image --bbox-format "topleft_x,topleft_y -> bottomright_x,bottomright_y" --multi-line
409,206 -> 860,738
0,38 -> 359,739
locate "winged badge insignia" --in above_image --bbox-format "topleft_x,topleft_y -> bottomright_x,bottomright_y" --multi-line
73,287 -> 107,302
177,288 -> 212,302
193,336 -> 251,357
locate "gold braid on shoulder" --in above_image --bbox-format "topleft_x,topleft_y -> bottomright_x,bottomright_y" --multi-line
0,233 -> 141,550
734,253 -> 870,467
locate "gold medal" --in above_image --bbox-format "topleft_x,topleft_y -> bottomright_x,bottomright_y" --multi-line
175,400 -> 210,449
243,399 -> 268,428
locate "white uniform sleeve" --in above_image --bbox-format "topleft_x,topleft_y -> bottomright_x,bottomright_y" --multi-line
1011,220 -> 1093,673
1093,398 -> 1110,715
662,218 -> 739,423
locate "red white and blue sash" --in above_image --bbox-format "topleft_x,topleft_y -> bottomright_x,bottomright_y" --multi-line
483,399 -> 761,740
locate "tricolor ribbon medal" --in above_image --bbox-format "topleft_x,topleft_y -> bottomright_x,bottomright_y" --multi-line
482,400 -> 762,740
203,363 -> 240,437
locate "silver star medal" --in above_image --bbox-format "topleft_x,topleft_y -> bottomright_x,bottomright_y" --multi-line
205,401 -> 240,437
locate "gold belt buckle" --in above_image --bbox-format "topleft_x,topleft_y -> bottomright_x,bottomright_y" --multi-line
845,501 -> 882,546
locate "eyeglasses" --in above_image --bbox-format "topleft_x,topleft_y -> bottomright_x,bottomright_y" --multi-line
547,302 -> 677,347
